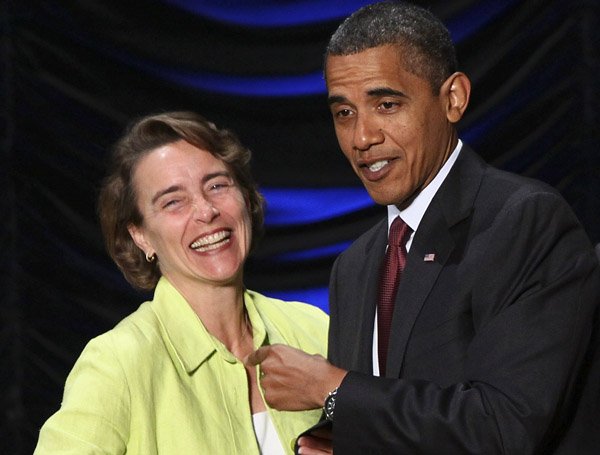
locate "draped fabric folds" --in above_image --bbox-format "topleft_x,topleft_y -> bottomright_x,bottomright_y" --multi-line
1,1 -> 598,452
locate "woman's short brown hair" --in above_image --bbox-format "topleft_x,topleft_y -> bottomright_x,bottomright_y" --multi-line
98,111 -> 265,291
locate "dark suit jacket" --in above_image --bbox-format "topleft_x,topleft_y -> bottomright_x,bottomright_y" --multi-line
326,147 -> 600,454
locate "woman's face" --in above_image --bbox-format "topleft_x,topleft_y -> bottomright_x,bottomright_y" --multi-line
128,139 -> 252,290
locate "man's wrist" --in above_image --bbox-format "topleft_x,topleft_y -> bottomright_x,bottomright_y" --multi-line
314,363 -> 347,410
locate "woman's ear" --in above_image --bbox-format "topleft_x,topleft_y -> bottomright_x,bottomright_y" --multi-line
442,72 -> 471,123
128,224 -> 153,257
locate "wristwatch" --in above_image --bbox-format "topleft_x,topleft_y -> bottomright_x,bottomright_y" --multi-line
323,387 -> 338,421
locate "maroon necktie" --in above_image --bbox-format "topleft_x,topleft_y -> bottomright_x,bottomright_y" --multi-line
377,216 -> 411,376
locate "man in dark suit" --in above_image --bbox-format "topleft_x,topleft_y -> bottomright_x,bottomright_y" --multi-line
247,2 -> 600,453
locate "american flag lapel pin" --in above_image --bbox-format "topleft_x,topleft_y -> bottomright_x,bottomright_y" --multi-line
423,253 -> 436,262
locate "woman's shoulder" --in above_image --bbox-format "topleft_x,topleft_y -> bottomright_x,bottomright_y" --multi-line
247,289 -> 328,324
84,301 -> 164,365
246,290 -> 328,354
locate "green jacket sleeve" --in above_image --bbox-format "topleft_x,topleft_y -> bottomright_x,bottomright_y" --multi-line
34,335 -> 130,454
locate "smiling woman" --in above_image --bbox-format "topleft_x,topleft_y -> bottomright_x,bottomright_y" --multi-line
127,140 -> 252,292
33,112 -> 329,455
98,111 -> 266,292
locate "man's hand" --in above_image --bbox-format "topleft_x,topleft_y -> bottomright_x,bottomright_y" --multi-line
245,344 -> 347,411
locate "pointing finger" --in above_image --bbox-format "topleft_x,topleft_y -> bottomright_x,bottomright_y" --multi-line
244,346 -> 269,366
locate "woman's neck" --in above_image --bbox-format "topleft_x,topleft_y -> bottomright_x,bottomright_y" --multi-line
166,276 -> 252,356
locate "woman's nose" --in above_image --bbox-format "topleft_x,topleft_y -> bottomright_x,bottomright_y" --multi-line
193,197 -> 219,222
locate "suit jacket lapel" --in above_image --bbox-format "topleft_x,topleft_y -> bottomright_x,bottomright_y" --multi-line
385,146 -> 486,377
384,202 -> 454,377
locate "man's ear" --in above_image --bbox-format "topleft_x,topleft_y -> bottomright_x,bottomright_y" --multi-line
442,72 -> 471,123
128,224 -> 153,256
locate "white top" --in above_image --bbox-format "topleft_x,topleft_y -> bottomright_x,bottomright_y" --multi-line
252,411 -> 286,455
372,140 -> 463,376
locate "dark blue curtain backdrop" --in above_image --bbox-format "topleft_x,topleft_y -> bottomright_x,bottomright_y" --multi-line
1,0 -> 599,452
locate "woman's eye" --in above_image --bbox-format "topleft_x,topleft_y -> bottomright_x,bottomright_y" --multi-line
162,199 -> 180,209
209,182 -> 231,192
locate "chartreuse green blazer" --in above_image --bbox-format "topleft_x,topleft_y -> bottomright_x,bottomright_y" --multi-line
35,277 -> 328,454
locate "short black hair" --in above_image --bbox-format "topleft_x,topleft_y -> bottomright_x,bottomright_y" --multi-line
326,1 -> 457,93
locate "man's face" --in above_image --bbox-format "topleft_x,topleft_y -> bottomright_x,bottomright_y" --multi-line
326,45 -> 458,207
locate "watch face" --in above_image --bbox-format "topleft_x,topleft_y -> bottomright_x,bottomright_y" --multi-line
324,389 -> 337,421
326,399 -> 334,413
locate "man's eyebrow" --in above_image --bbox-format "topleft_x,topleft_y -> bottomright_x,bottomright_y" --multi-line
327,88 -> 408,106
367,87 -> 408,98
327,95 -> 347,106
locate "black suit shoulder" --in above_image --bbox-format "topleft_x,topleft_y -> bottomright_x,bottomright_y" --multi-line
335,217 -> 387,265
327,146 -> 600,454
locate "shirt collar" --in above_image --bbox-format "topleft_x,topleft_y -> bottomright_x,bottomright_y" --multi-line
150,277 -> 268,374
388,140 -> 462,235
